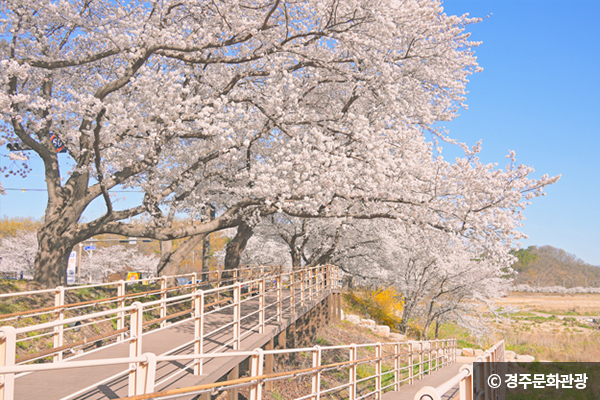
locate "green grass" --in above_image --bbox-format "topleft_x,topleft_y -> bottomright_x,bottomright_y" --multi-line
428,322 -> 480,349
536,309 -> 600,317
505,342 -> 543,355
357,363 -> 375,379
314,336 -> 330,346
508,311 -> 538,317
271,390 -> 285,400
16,341 -> 28,350
74,287 -> 93,298
517,315 -> 557,323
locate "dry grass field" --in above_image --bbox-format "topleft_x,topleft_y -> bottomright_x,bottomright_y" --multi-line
491,292 -> 600,362
497,292 -> 600,316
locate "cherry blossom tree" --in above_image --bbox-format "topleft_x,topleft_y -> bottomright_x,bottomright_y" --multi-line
331,220 -> 512,337
243,215 -> 344,270
0,230 -> 37,278
81,246 -> 158,283
0,0 -> 558,287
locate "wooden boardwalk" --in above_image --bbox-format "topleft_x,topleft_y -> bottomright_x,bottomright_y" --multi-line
13,289 -> 335,400
382,357 -> 476,400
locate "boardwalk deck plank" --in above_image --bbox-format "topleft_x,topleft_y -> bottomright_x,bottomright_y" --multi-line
13,288 -> 332,400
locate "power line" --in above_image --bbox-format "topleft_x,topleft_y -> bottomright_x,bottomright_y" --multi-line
4,188 -> 144,193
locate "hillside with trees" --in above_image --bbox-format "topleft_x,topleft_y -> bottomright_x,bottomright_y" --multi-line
512,246 -> 600,288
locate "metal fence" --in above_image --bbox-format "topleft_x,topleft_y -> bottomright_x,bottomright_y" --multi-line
413,340 -> 505,400
1,336 -> 457,400
0,265 -> 341,400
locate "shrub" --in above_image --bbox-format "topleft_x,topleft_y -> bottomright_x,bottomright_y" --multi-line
344,287 -> 403,329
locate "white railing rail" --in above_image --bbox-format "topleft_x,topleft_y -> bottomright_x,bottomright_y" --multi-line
0,339 -> 458,400
0,264 -> 284,325
0,265 -> 340,366
0,265 -> 341,400
413,340 -> 505,400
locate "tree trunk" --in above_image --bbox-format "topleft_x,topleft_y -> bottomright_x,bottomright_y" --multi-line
156,235 -> 205,277
157,240 -> 174,276
399,302 -> 416,334
34,225 -> 77,287
291,250 -> 302,270
222,222 -> 253,284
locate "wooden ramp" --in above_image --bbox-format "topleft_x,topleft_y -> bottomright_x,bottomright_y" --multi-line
382,357 -> 476,400
13,289 -> 336,400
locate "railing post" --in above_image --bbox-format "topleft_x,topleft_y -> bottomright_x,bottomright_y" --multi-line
137,353 -> 157,395
394,343 -> 400,391
194,289 -> 204,375
129,302 -> 144,396
444,339 -> 448,367
249,349 -> 264,400
290,271 -> 295,314
459,365 -> 473,400
443,340 -> 447,366
418,342 -> 423,379
276,275 -> 282,322
0,326 -> 17,400
320,266 -> 324,293
264,339 -> 274,391
376,342 -> 382,399
160,276 -> 168,328
192,272 -> 197,287
53,286 -> 65,362
431,340 -> 436,372
454,339 -> 458,363
300,271 -> 305,307
349,344 -> 357,400
313,267 -> 317,297
117,280 -> 126,342
408,342 -> 414,385
438,341 -> 449,372
428,341 -> 432,374
233,282 -> 241,350
309,268 -> 314,301
311,346 -> 322,400
216,272 -> 221,306
259,277 -> 265,334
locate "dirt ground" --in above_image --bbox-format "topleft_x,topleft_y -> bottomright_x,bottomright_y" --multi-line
496,292 -> 600,316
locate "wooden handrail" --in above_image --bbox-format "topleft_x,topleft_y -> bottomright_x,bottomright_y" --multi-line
120,353 -> 398,400
0,276 -> 268,320
119,339 -> 455,400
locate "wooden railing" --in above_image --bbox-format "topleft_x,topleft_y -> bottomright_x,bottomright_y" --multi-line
413,340 -> 505,400
0,265 -> 341,400
0,264 -> 334,363
0,338 -> 457,400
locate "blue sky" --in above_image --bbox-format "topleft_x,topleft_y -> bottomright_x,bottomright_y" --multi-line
1,0 -> 599,265
440,0 -> 600,266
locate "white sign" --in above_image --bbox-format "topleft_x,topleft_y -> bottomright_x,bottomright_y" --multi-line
67,251 -> 77,284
